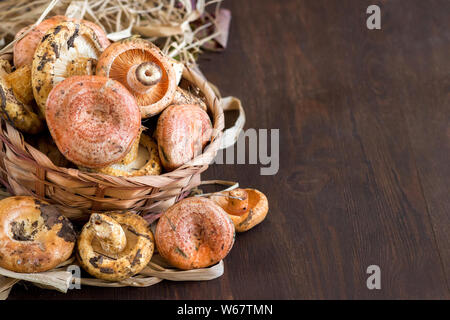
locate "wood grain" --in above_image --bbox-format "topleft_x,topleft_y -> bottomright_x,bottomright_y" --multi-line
8,0 -> 450,299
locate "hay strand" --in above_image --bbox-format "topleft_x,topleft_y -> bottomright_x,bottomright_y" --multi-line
0,0 -> 229,66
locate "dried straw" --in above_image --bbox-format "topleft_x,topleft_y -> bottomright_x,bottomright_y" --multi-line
0,0 -> 227,66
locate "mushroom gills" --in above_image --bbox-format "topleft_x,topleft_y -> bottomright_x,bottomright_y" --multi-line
53,35 -> 99,85
107,48 -> 171,109
77,212 -> 154,281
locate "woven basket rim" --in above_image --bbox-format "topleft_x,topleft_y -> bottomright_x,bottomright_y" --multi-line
0,65 -> 224,191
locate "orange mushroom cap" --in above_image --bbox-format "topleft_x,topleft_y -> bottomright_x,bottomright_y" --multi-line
96,38 -> 177,118
13,15 -> 109,68
46,75 -> 141,168
156,104 -> 213,171
78,19 -> 111,49
155,197 -> 235,270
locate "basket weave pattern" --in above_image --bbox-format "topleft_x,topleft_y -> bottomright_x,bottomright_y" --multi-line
0,66 -> 224,220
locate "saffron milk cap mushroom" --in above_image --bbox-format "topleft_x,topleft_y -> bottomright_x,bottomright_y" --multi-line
31,21 -> 104,115
211,188 -> 269,232
14,16 -> 110,69
96,37 -> 177,118
156,104 -> 213,171
0,59 -> 43,134
155,197 -> 235,270
77,212 -> 154,281
45,75 -> 141,168
13,15 -> 67,68
0,196 -> 76,273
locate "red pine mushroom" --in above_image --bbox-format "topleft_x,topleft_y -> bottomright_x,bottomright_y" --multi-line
96,37 -> 177,118
45,75 -> 141,168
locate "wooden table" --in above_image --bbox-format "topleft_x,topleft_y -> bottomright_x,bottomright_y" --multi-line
9,0 -> 449,299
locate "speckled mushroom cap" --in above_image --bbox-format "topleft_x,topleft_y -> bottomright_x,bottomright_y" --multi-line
0,196 -> 76,273
156,104 -> 213,171
13,15 -> 68,68
155,197 -> 235,270
96,37 -> 177,118
31,21 -> 104,115
14,16 -> 110,69
77,212 -> 154,281
46,75 -> 141,168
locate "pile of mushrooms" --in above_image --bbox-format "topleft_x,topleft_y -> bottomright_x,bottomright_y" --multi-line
0,15 -> 270,280
0,15 -> 215,177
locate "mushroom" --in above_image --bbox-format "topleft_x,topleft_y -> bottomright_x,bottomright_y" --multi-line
31,21 -> 104,115
45,75 -> 141,168
156,104 -> 212,171
96,37 -> 177,118
13,16 -> 67,68
155,197 -> 235,270
211,188 -> 269,232
77,212 -> 154,281
14,15 -> 110,69
0,59 -> 43,134
0,196 -> 76,273
88,133 -> 162,177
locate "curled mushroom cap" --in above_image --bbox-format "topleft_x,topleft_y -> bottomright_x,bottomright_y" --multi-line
13,16 -> 67,68
0,59 -> 43,134
156,104 -> 213,171
32,21 -> 104,115
211,188 -> 269,232
77,212 -> 154,281
96,37 -> 177,118
14,16 -> 110,69
46,75 -> 141,168
155,197 -> 235,270
0,196 -> 76,273
77,19 -> 111,49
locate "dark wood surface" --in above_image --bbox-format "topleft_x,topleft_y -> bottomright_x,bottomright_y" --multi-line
9,0 -> 450,299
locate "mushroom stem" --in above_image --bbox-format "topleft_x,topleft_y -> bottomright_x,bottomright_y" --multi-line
126,62 -> 162,94
66,57 -> 97,78
90,213 -> 127,254
226,189 -> 249,216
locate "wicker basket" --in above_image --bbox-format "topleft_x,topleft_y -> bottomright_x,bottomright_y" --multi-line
0,66 -> 227,221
